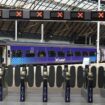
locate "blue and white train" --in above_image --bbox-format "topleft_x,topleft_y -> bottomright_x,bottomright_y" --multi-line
0,40 -> 100,66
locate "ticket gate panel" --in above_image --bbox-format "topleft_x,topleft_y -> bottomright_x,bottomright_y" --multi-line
27,65 -> 34,87
70,66 -> 75,88
15,66 -> 21,87
98,66 -> 104,88
77,66 -> 84,88
56,66 -> 63,88
91,66 -> 96,88
48,66 -> 55,87
35,66 -> 43,87
5,66 -> 13,87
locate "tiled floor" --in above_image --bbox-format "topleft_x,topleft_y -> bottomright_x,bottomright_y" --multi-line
0,92 -> 105,105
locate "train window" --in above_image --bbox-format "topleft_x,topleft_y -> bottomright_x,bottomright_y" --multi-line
75,51 -> 81,56
12,50 -> 16,57
67,51 -> 73,56
38,51 -> 46,57
48,51 -> 56,57
58,51 -> 65,57
83,51 -> 88,57
12,50 -> 22,57
16,50 -> 22,57
89,51 -> 96,56
26,50 -> 35,57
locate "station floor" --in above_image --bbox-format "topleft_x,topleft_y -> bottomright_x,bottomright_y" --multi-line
0,88 -> 105,105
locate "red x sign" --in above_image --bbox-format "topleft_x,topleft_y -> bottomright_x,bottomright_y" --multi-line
77,12 -> 84,18
37,11 -> 43,17
57,12 -> 63,18
16,11 -> 22,17
98,12 -> 104,18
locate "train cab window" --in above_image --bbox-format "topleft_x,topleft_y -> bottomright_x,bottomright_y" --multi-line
58,51 -> 65,57
89,51 -> 96,56
26,50 -> 35,57
12,50 -> 22,57
16,50 -> 22,57
12,50 -> 16,57
48,51 -> 56,57
38,51 -> 46,57
67,51 -> 73,57
83,51 -> 88,57
75,51 -> 81,56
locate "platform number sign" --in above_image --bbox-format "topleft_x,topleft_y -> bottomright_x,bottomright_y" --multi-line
0,10 -> 2,18
71,11 -> 85,20
50,11 -> 64,19
30,11 -> 43,19
9,10 -> 23,19
91,11 -> 105,20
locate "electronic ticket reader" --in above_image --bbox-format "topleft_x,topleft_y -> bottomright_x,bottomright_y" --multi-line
42,66 -> 48,102
20,66 -> 27,102
63,66 -> 71,102
0,66 -> 7,101
81,57 -> 93,103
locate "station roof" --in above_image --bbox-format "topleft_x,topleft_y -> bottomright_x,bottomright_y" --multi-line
0,0 -> 105,45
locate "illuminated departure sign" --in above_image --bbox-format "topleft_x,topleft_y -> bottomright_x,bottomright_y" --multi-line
50,11 -> 64,19
91,11 -> 105,21
9,10 -> 23,19
71,11 -> 85,20
30,11 -> 43,19
0,9 -> 105,21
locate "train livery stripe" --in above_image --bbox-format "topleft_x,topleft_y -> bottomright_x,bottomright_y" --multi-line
48,66 -> 55,87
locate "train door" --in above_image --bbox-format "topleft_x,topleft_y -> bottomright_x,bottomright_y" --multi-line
0,46 -> 6,65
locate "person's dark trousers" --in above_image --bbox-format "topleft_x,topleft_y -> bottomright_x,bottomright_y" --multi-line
65,80 -> 70,102
20,79 -> 25,102
43,79 -> 48,102
87,79 -> 93,103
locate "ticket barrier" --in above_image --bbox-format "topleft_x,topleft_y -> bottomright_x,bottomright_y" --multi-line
20,66 -> 27,102
81,66 -> 93,103
0,66 -> 8,101
100,70 -> 105,97
42,67 -> 48,102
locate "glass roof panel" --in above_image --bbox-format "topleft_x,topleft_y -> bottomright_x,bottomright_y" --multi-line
1,0 -> 7,4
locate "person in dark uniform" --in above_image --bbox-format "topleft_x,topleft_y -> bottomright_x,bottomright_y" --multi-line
43,66 -> 48,102
84,65 -> 89,89
87,72 -> 93,103
65,71 -> 71,102
20,68 -> 26,102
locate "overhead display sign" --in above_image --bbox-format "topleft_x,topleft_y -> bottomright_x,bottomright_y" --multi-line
0,9 -> 105,21
70,11 -> 85,20
30,11 -> 43,19
50,11 -> 64,19
91,11 -> 105,21
9,10 -> 23,19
